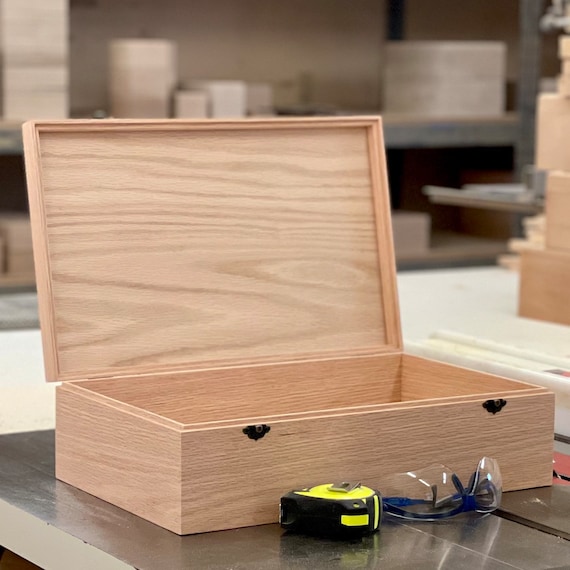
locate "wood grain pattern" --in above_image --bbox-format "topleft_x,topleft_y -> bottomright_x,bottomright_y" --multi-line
77,353 -> 402,425
1,0 -> 68,120
57,375 -> 553,535
401,354 -> 540,400
179,391 -> 553,533
23,121 -> 59,381
519,249 -> 570,326
545,172 -> 570,251
535,94 -> 570,171
24,118 -> 398,382
56,385 -> 183,534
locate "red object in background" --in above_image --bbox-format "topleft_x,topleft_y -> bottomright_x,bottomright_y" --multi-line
553,452 -> 570,485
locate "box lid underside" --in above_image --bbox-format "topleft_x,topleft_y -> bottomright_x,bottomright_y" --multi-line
24,118 -> 401,382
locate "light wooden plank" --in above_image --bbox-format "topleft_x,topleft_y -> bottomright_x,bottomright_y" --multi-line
109,39 -> 177,118
519,249 -> 570,326
1,0 -> 68,120
545,171 -> 570,251
535,94 -> 570,171
23,121 -> 59,380
75,353 -> 403,424
401,353 -> 543,401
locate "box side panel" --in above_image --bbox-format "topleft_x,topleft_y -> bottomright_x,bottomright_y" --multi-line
180,392 -> 553,534
519,249 -> 570,326
56,385 -> 182,534
401,354 -> 546,400
79,353 -> 403,425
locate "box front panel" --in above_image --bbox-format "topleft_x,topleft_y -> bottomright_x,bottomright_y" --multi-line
180,391 -> 553,534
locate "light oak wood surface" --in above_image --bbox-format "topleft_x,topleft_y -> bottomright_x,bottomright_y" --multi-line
401,354 -> 542,400
56,379 -> 553,534
535,94 -> 570,171
24,118 -> 399,382
546,172 -> 570,251
519,249 -> 570,326
1,0 -> 68,120
75,354 -> 402,425
24,117 -> 555,536
56,386 -> 183,534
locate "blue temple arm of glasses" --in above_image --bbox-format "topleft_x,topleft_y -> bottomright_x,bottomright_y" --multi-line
383,497 -> 441,507
383,501 -> 465,520
383,495 -> 462,508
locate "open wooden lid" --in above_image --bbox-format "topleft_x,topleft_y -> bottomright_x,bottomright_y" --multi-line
23,118 -> 402,382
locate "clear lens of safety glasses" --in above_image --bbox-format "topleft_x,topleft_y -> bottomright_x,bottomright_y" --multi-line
470,456 -> 502,513
382,457 -> 503,520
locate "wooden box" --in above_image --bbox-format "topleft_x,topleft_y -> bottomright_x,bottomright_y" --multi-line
383,42 -> 506,117
23,118 -> 554,535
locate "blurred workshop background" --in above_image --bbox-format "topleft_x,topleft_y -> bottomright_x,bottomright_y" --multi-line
0,0 -> 562,325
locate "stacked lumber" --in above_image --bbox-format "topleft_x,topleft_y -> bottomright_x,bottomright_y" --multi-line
383,42 -> 506,117
1,0 -> 68,120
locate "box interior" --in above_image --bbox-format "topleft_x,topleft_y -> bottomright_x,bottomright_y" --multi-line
73,353 -> 539,428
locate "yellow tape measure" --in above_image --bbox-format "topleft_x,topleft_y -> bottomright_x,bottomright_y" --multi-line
280,482 -> 382,536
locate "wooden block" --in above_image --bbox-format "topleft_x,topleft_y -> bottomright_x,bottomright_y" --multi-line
246,83 -> 274,116
109,40 -> 177,118
392,211 -> 430,256
384,41 -> 506,117
562,60 -> 570,76
1,0 -> 67,66
519,249 -> 570,326
507,238 -> 543,253
545,171 -> 570,251
3,66 -> 68,120
535,94 -> 570,171
1,0 -> 68,120
174,90 -> 208,118
191,81 -> 246,118
560,35 -> 570,59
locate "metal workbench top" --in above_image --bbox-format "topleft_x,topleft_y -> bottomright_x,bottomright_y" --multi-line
1,431 -> 570,570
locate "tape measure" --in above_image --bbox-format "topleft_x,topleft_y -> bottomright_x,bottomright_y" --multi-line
280,481 -> 382,536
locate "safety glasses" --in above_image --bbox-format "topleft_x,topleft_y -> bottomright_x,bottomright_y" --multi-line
381,457 -> 502,520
